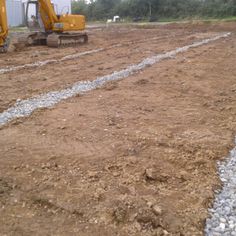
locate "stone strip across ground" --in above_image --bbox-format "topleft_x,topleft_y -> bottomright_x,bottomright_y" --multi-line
0,32 -> 231,127
0,35 -> 170,75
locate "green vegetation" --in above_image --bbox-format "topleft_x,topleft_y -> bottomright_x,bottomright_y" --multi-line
72,0 -> 236,21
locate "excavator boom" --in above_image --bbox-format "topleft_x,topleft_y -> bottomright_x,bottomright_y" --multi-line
0,0 -> 9,52
37,0 -> 58,31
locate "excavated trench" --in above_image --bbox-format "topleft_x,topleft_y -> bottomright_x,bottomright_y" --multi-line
1,22 -> 236,235
205,139 -> 236,235
0,33 -> 190,75
0,32 -> 230,127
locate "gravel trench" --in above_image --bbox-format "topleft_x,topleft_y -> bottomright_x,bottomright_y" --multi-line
0,32 -> 230,128
205,138 -> 236,235
0,36 -> 168,75
0,48 -> 104,75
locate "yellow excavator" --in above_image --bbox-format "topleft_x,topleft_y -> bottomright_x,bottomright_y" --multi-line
21,0 -> 88,47
0,0 -> 9,53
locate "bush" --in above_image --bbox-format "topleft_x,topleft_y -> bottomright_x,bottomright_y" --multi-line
72,0 -> 236,21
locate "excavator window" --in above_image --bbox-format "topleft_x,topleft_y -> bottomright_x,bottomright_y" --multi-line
26,1 -> 42,31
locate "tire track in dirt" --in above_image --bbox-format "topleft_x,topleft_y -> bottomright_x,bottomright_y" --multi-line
0,32 -> 230,127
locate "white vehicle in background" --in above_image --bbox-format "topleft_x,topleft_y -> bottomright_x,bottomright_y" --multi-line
107,16 -> 120,24
113,15 -> 120,22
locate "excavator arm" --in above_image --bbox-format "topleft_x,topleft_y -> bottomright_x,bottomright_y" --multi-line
0,0 -> 9,52
37,0 -> 58,31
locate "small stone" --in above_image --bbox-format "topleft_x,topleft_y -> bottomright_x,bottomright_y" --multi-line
221,178 -> 227,182
220,218 -> 226,223
87,171 -> 98,178
128,186 -> 136,195
127,156 -> 138,164
219,222 -> 225,231
229,224 -> 235,229
178,170 -> 189,182
152,205 -> 162,216
229,220 -> 234,225
225,206 -> 231,213
214,226 -> 221,233
163,230 -> 169,235
145,168 -> 156,180
112,172 -> 120,177
211,232 -> 221,236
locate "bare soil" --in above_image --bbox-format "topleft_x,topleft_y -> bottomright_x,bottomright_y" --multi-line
0,22 -> 236,235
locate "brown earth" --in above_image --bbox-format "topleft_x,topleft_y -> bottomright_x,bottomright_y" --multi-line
0,22 -> 236,235
0,23 -> 227,112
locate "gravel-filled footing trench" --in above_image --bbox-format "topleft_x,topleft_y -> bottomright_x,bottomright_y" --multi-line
0,32 -> 230,127
206,138 -> 236,235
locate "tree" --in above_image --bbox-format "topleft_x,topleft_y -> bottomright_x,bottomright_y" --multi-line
71,0 -> 236,21
72,0 -> 88,15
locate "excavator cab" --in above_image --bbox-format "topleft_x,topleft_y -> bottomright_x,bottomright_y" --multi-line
20,0 -> 46,45
25,0 -> 42,31
0,0 -> 9,53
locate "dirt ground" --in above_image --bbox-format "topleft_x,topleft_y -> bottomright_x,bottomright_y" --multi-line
0,22 -> 236,235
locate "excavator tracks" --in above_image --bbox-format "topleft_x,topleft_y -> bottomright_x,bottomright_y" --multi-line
0,38 -> 10,53
47,32 -> 88,48
17,32 -> 88,48
0,48 -> 7,53
0,45 -> 7,53
18,32 -> 47,46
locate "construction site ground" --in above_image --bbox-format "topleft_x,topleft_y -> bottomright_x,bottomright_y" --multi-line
0,22 -> 236,235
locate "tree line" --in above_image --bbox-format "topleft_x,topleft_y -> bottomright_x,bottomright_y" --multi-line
72,0 -> 236,21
